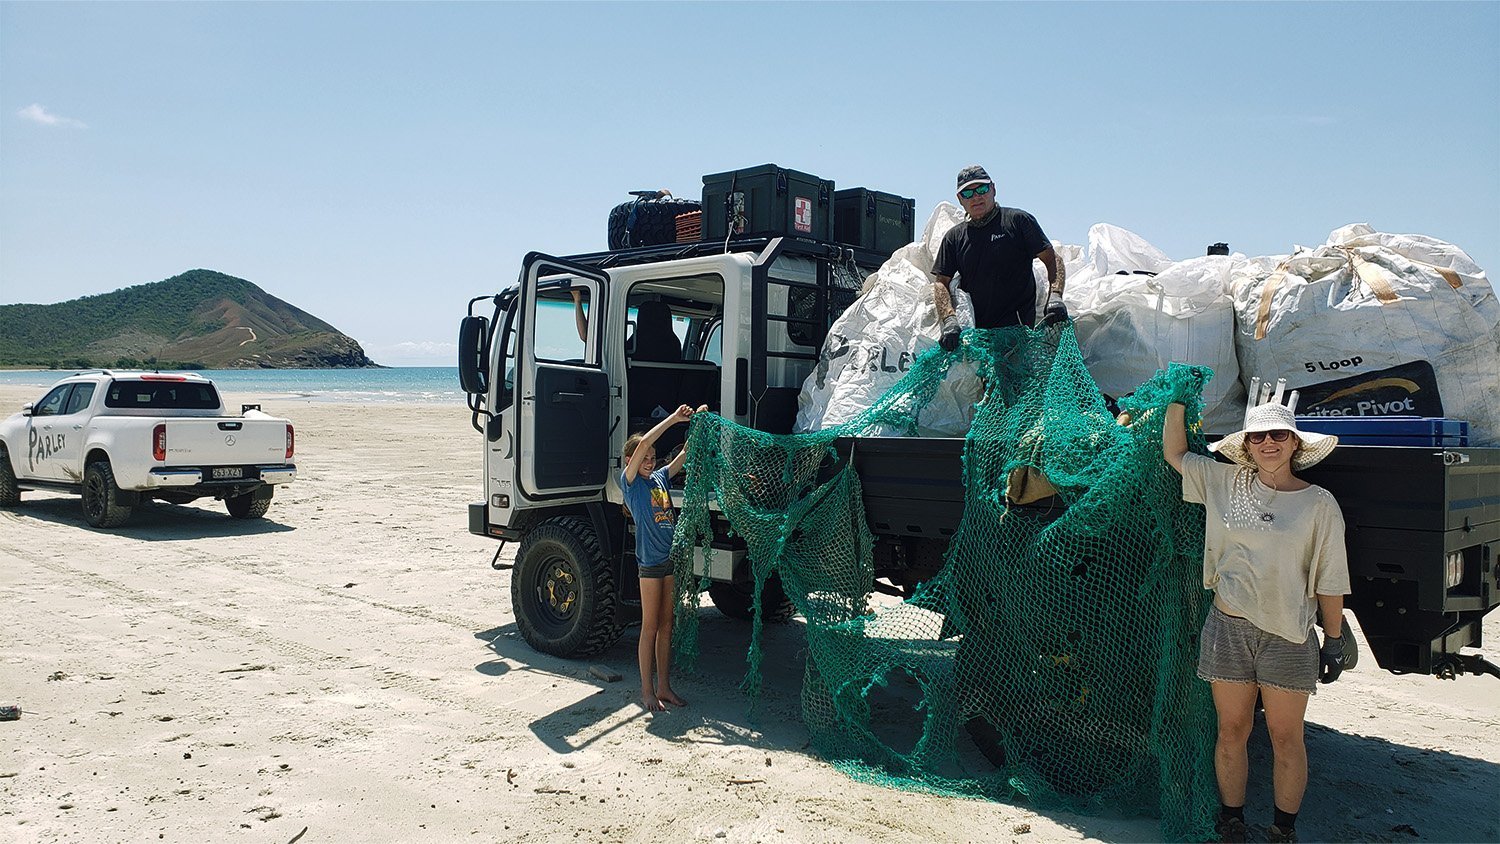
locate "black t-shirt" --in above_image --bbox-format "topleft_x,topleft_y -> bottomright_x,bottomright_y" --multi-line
933,207 -> 1050,328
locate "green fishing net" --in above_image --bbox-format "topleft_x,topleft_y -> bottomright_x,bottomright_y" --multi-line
671,325 -> 1219,842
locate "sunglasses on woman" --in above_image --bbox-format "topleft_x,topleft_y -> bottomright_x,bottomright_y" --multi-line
959,183 -> 992,199
1246,430 -> 1293,444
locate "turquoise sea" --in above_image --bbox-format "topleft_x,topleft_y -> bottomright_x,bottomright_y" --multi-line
0,367 -> 465,405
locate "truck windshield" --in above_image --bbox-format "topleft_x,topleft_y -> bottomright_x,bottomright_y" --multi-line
105,381 -> 220,410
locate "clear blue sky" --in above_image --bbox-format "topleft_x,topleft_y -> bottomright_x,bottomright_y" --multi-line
3,2 -> 1496,366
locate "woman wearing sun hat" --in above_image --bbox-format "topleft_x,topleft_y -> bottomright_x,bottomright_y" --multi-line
1163,386 -> 1354,844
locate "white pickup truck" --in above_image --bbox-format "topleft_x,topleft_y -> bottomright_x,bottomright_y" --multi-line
0,371 -> 296,527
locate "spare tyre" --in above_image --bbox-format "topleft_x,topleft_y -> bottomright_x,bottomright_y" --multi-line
608,192 -> 701,250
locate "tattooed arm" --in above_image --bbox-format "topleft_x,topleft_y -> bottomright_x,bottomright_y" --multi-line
1037,247 -> 1065,298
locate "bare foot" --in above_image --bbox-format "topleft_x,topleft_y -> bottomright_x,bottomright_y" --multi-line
657,689 -> 688,707
641,692 -> 665,712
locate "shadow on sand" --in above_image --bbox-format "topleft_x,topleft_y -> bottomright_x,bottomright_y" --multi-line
5,493 -> 294,539
473,610 -> 1499,843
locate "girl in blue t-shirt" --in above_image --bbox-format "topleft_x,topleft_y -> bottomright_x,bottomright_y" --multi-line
621,402 -> 706,712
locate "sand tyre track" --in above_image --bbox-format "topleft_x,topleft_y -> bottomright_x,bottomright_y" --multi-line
226,487 -> 273,519
83,460 -> 135,528
0,446 -> 20,506
512,516 -> 623,658
709,572 -> 796,623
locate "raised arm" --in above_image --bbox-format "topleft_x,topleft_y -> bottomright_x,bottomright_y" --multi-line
570,289 -> 588,343
624,404 -> 693,484
665,405 -> 708,478
1163,403 -> 1189,473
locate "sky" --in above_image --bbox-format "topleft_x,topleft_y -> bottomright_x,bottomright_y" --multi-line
2,2 -> 1497,366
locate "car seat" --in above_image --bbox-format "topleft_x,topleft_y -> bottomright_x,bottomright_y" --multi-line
629,301 -> 682,362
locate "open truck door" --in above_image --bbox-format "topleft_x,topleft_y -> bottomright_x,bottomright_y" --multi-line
517,252 -> 612,500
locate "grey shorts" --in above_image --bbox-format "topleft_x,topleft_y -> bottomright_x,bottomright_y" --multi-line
1197,605 -> 1318,695
637,561 -> 673,580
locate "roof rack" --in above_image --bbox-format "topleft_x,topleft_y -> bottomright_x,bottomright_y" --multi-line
68,368 -> 116,377
556,235 -> 890,272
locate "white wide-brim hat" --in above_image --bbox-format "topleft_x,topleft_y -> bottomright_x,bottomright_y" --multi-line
1210,401 -> 1338,471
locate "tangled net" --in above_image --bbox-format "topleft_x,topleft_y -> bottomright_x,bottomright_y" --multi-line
672,325 -> 1219,841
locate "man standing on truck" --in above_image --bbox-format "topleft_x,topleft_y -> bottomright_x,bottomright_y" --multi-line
933,164 -> 1067,351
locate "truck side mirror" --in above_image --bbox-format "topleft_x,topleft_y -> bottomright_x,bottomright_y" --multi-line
20,403 -> 33,417
458,316 -> 489,395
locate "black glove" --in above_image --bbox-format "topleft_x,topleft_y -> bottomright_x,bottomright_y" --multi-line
1319,634 -> 1347,684
1042,296 -> 1069,326
939,315 -> 962,352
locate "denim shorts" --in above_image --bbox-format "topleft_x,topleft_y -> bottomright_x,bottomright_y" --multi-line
637,561 -> 673,580
1197,605 -> 1318,695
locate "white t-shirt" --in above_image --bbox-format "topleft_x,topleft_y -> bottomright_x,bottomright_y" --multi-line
1179,452 -> 1351,644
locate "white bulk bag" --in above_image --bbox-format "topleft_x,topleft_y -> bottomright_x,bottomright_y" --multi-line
1231,223 -> 1500,445
1067,225 -> 1247,432
797,203 -> 981,435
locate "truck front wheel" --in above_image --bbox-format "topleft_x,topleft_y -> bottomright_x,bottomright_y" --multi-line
0,447 -> 20,506
226,488 -> 273,519
512,517 -> 623,658
82,461 -> 135,528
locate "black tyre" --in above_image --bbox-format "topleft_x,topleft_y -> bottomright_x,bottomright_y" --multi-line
82,461 -> 134,528
226,488 -> 273,519
0,447 -> 20,506
512,516 -> 624,658
607,195 -> 701,249
708,572 -> 796,623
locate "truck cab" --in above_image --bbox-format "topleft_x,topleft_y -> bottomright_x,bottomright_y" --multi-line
459,238 -> 868,656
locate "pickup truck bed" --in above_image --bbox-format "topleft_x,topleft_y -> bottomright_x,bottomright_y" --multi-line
835,436 -> 1500,678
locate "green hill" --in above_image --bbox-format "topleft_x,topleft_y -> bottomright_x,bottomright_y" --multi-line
0,269 -> 377,369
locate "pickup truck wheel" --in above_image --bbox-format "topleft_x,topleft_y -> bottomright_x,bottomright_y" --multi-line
226,489 -> 273,519
512,517 -> 623,658
708,573 -> 797,623
82,461 -> 134,528
0,447 -> 20,506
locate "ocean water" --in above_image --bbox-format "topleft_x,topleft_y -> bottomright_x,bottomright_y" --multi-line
0,367 -> 465,404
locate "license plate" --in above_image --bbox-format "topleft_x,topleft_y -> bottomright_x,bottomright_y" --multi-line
212,467 -> 244,480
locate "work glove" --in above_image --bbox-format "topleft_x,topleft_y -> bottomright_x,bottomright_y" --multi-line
1319,634 -> 1348,684
1163,362 -> 1214,406
939,315 -> 963,352
1042,296 -> 1069,327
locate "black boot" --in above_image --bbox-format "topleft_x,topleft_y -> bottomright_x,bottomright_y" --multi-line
1266,823 -> 1298,843
1214,814 -> 1248,843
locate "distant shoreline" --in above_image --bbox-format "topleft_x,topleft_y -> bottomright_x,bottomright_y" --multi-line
0,364 -> 412,372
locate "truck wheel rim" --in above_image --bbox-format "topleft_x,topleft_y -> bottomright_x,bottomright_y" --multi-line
534,554 -> 580,630
83,473 -> 104,520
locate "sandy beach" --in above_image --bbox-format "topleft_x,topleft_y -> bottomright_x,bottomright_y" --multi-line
2,384 -> 1497,844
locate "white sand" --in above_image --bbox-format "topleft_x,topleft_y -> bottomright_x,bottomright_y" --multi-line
1,385 -> 1497,843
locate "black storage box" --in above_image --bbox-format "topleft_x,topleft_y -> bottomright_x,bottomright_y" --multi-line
702,164 -> 834,242
834,188 -> 915,258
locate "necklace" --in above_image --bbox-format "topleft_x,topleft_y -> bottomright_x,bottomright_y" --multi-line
1227,469 -> 1278,529
1255,474 -> 1278,523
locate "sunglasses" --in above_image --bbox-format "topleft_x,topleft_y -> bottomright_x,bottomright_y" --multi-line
958,183 -> 992,199
1246,430 -> 1293,444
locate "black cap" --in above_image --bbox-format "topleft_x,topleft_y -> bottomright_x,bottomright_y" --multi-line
956,165 -> 993,191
